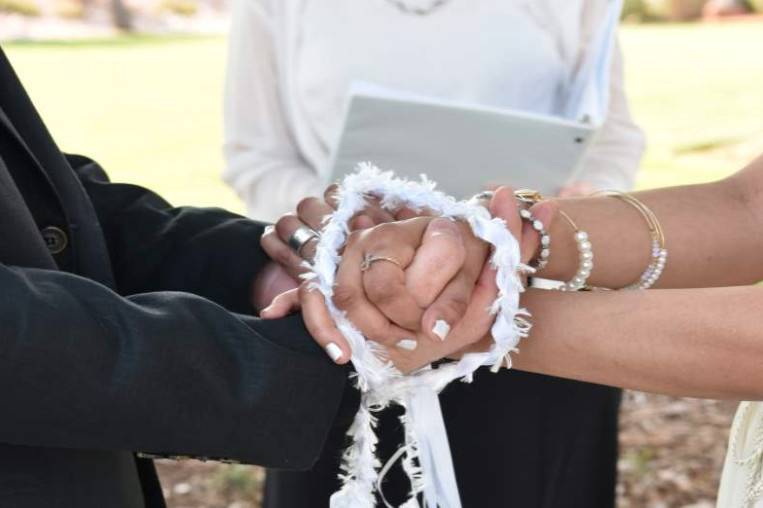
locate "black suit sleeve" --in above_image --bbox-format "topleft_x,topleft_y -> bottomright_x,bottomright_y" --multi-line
66,154 -> 269,314
0,261 -> 348,470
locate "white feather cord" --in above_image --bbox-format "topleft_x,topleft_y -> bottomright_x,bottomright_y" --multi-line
308,165 -> 530,507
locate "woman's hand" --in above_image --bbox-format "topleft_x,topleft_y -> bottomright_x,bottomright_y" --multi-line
262,187 -> 555,370
262,216 -> 485,362
383,187 -> 556,372
257,184 -> 431,312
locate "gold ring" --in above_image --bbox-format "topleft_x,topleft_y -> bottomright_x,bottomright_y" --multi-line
360,253 -> 403,272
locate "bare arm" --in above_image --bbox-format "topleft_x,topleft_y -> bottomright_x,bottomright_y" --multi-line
539,154 -> 763,288
511,286 -> 763,400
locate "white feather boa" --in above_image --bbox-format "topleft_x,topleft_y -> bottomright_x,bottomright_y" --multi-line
306,165 -> 530,507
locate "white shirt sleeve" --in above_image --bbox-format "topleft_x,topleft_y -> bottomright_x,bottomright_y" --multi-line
574,39 -> 646,191
222,0 -> 324,222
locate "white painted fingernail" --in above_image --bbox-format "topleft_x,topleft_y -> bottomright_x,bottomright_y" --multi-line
325,343 -> 343,362
432,320 -> 451,341
397,339 -> 418,351
263,224 -> 275,236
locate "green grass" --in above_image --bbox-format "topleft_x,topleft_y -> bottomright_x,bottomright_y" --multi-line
620,22 -> 763,188
4,36 -> 241,211
3,21 -> 763,213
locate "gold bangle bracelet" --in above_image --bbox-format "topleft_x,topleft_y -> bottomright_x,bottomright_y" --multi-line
593,190 -> 668,290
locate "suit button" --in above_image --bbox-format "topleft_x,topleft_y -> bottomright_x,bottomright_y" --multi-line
41,226 -> 68,254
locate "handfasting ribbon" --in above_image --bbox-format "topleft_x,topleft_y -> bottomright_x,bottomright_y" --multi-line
306,165 -> 530,507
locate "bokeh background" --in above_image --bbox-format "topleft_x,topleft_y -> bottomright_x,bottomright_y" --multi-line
2,1 -> 763,506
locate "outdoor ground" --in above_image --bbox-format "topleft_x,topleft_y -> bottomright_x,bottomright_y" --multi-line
3,20 -> 763,507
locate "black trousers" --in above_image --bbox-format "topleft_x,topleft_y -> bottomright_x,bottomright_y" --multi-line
264,369 -> 621,508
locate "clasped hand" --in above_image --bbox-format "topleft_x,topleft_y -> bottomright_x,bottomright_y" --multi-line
256,187 -> 553,373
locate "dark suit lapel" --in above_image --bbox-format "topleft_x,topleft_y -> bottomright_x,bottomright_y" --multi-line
0,47 -> 115,286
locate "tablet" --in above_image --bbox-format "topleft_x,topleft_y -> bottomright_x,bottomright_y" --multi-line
328,83 -> 597,198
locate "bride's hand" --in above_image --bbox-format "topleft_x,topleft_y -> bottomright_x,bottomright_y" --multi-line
384,188 -> 556,372
255,185 -> 409,311
262,187 -> 555,370
261,216 -> 482,362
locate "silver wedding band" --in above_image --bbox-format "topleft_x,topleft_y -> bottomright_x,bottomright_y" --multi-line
288,225 -> 319,258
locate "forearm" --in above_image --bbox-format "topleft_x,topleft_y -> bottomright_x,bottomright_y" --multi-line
538,154 -> 763,288
0,264 -> 347,468
513,287 -> 763,400
71,154 -> 269,313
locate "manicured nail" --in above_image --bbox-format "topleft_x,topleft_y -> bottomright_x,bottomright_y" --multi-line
263,224 -> 275,236
397,339 -> 418,351
325,343 -> 343,362
432,320 -> 451,341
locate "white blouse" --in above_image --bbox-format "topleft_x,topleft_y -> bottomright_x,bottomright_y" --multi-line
224,0 -> 645,221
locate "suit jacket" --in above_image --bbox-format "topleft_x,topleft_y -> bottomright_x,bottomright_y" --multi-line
0,47 -> 350,507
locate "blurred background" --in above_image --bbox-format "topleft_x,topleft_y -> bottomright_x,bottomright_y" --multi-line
2,0 -> 763,507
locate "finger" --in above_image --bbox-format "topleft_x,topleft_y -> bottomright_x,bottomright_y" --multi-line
275,214 -> 319,263
300,284 -> 351,364
349,214 -> 376,231
260,288 -> 300,319
489,186 -> 522,244
324,184 -> 340,209
359,217 -> 439,332
405,218 -> 466,308
333,225 -> 424,345
394,206 -> 433,221
419,224 -> 489,341
489,187 -> 555,266
394,207 -> 419,220
251,262 -> 300,312
362,254 -> 423,331
430,261 -> 498,352
296,196 -> 334,231
420,270 -> 470,342
260,224 -> 305,279
386,264 -> 499,373
358,194 -> 396,225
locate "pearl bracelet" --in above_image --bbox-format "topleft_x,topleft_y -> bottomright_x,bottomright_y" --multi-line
557,210 -> 594,291
595,191 -> 667,290
518,208 -> 551,270
514,190 -> 552,271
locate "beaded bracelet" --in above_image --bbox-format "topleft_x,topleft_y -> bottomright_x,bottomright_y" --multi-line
514,190 -> 551,271
557,210 -> 594,291
595,191 -> 667,290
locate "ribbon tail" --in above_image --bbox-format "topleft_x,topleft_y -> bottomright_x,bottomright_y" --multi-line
407,388 -> 462,508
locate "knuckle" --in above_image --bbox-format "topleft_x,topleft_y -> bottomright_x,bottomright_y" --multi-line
275,214 -> 297,238
324,184 -> 339,204
296,197 -> 318,218
345,230 -> 364,249
363,321 -> 394,344
364,275 -> 399,304
274,245 -> 297,266
436,296 -> 469,322
331,285 -> 357,311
